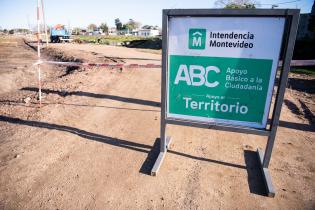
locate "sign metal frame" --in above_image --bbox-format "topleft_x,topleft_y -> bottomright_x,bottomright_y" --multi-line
151,9 -> 299,197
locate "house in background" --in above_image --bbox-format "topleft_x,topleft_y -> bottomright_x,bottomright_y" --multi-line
138,25 -> 160,37
108,27 -> 117,36
138,28 -> 159,37
73,25 -> 161,37
116,29 -> 139,36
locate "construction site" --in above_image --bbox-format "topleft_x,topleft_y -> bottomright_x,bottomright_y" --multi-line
0,0 -> 315,210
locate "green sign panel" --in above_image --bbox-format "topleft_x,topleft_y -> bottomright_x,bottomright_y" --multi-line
168,55 -> 273,125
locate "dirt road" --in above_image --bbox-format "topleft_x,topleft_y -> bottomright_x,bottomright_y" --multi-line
0,36 -> 314,210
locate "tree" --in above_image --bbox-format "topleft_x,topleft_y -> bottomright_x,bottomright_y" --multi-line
9,29 -> 14,34
87,23 -> 97,32
215,0 -> 258,9
115,18 -> 123,30
124,19 -> 141,30
142,25 -> 151,29
15,28 -> 29,33
99,23 -> 109,34
72,27 -> 81,35
142,25 -> 159,30
308,1 -> 315,32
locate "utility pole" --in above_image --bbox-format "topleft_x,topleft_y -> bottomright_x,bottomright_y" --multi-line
41,0 -> 49,46
36,0 -> 42,106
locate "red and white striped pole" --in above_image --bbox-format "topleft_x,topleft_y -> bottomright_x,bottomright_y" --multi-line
41,0 -> 49,46
37,0 -> 42,106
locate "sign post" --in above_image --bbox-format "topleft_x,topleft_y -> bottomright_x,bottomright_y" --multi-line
151,9 -> 299,197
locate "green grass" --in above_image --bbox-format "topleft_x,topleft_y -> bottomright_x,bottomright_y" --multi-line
290,67 -> 315,76
74,35 -> 153,45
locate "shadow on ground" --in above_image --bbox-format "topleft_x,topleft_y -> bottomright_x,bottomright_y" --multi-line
140,138 -> 268,196
0,100 -> 159,113
244,150 -> 267,196
288,77 -> 315,94
2,97 -> 314,132
0,115 -> 151,153
284,99 -> 315,129
0,115 -> 269,196
299,99 -> 315,125
21,87 -> 161,107
284,99 -> 303,116
103,56 -> 160,61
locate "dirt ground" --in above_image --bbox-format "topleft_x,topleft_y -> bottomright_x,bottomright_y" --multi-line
0,36 -> 314,210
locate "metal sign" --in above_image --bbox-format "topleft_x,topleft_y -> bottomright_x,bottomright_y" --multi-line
167,16 -> 285,128
151,9 -> 300,198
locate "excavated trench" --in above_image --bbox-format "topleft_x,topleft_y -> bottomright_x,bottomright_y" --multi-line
23,39 -> 83,77
41,47 -> 83,76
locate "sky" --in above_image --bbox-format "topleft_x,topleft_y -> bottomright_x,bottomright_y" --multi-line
0,0 -> 314,30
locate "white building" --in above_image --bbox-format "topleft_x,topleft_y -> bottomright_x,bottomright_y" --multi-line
138,29 -> 159,37
108,27 -> 117,36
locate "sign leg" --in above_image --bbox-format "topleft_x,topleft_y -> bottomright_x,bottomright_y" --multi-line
151,119 -> 172,176
257,148 -> 275,197
160,118 -> 167,152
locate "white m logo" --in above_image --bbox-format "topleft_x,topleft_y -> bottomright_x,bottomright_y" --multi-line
192,32 -> 202,47
192,37 -> 202,47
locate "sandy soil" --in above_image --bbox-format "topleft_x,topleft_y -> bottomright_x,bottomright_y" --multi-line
0,37 -> 37,95
0,36 -> 314,210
